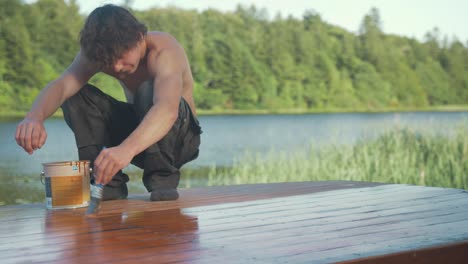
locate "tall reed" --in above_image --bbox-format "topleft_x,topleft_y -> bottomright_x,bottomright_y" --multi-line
199,126 -> 467,189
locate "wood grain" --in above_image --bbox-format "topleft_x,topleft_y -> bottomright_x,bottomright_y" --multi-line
0,181 -> 467,264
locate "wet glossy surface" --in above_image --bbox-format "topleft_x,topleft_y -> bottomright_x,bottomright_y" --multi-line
1,181 -> 467,263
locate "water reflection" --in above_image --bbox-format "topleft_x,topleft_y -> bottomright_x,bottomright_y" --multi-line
42,209 -> 200,262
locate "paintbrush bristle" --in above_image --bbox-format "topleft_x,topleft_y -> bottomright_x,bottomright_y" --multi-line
86,184 -> 103,215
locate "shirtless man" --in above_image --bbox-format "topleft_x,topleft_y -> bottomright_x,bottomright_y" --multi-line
14,4 -> 201,201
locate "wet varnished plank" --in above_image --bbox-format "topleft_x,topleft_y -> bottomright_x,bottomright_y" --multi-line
0,181 -> 467,264
341,241 -> 468,264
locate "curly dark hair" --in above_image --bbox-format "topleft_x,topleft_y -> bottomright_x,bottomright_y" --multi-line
80,4 -> 147,69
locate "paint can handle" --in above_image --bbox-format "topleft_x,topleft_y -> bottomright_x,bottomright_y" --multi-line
40,171 -> 45,185
89,167 -> 94,183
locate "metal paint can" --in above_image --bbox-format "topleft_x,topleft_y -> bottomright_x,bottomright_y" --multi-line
41,161 -> 91,209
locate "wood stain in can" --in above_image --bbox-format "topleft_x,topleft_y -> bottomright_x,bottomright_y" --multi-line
41,161 -> 91,209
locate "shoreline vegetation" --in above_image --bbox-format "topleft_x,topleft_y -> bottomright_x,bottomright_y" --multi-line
2,2 -> 468,117
138,125 -> 468,191
2,105 -> 468,120
1,125 -> 466,205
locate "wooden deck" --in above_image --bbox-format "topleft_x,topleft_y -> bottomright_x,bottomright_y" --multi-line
1,181 -> 467,264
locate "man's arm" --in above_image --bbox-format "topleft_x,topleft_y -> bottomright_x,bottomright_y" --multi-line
94,48 -> 185,184
15,51 -> 97,154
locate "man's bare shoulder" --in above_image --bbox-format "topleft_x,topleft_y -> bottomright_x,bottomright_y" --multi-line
146,35 -> 186,76
147,31 -> 178,42
67,51 -> 100,75
61,51 -> 99,83
148,31 -> 185,51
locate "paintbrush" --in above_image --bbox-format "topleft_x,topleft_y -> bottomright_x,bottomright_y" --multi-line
86,147 -> 106,216
86,183 -> 103,216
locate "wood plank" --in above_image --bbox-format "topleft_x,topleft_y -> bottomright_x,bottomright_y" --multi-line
1,185 -> 460,241
340,241 -> 468,264
0,181 -> 467,264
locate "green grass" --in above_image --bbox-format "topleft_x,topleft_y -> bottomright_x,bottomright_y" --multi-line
0,177 -> 47,206
179,125 -> 468,189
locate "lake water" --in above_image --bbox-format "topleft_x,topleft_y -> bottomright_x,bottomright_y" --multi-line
1,111 -> 467,176
0,111 -> 467,205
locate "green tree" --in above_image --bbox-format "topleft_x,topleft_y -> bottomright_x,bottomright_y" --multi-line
0,2 -> 466,114
359,7 -> 385,67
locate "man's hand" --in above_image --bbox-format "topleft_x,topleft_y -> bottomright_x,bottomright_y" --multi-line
15,118 -> 47,155
94,146 -> 134,185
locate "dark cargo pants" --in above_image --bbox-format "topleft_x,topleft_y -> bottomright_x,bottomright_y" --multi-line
61,83 -> 201,192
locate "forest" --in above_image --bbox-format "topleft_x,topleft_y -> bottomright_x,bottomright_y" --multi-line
1,0 -> 467,114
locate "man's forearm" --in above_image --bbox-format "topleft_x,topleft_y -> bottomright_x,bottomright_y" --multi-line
26,73 -> 85,121
120,103 -> 178,157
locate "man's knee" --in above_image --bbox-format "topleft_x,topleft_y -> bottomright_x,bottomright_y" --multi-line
62,84 -> 101,116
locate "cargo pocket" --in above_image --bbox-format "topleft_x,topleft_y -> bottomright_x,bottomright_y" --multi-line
176,110 -> 202,168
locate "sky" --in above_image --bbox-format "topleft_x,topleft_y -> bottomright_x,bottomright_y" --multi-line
58,0 -> 468,42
